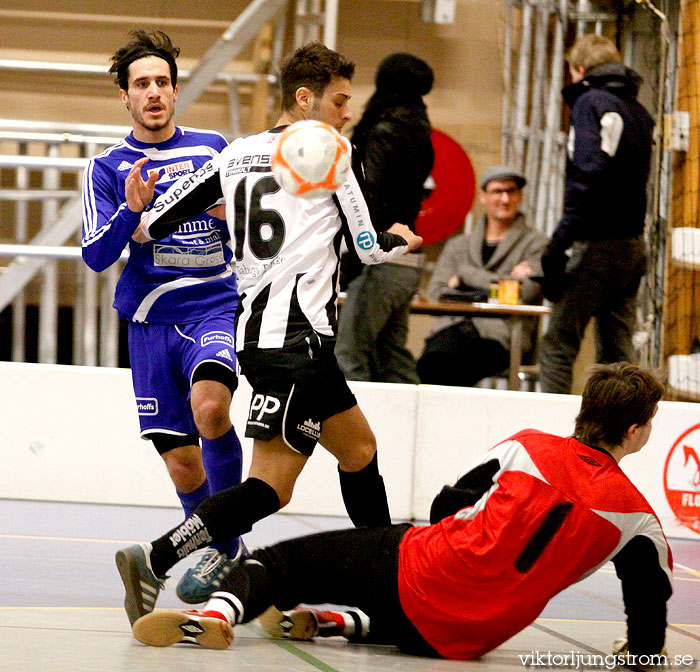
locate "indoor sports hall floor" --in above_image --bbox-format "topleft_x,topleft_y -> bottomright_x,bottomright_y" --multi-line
1,498 -> 698,672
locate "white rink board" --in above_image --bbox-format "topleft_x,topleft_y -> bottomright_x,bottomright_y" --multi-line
0,362 -> 175,507
0,363 -> 416,519
1,362 -> 699,539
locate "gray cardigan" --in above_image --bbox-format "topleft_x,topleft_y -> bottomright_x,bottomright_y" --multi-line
425,214 -> 548,352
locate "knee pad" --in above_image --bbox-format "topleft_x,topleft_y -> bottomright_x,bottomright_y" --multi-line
148,431 -> 200,456
192,361 -> 238,395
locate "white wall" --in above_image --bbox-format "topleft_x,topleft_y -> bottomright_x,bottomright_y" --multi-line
2,362 -> 699,540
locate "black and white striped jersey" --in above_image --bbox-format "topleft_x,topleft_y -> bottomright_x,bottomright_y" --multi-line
142,126 -> 410,351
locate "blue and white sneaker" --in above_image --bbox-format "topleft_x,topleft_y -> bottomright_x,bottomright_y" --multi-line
115,542 -> 167,626
176,542 -> 245,604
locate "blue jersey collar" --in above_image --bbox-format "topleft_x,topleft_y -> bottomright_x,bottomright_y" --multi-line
126,127 -> 184,150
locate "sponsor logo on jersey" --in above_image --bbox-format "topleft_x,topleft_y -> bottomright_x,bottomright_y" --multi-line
153,162 -> 215,212
356,231 -> 375,250
175,218 -> 216,235
117,160 -> 132,171
342,183 -> 368,227
201,331 -> 235,348
136,397 -> 158,415
577,454 -> 601,467
297,418 -> 321,440
162,159 -> 195,181
153,241 -> 225,268
664,423 -> 700,535
224,153 -> 271,177
235,256 -> 285,280
216,347 -> 233,362
249,393 -> 281,427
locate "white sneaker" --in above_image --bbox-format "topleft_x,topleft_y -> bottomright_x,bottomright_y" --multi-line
132,609 -> 234,649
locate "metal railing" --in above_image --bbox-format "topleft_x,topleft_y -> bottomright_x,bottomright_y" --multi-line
0,1 -> 339,367
0,132 -> 123,366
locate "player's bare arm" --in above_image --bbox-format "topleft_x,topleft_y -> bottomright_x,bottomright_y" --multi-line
386,222 -> 423,252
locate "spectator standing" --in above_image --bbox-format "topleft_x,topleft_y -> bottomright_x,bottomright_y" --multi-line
335,53 -> 435,384
417,166 -> 547,387
538,34 -> 653,394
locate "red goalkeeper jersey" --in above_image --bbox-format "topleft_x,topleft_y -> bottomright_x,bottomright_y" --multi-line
397,429 -> 672,659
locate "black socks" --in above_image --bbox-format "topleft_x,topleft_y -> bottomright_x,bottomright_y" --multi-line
150,477 -> 281,577
338,452 -> 391,527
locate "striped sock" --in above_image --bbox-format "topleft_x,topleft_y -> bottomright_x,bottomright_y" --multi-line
204,591 -> 244,625
345,609 -> 370,639
314,608 -> 370,639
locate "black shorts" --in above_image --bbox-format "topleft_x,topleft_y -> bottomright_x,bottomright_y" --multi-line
237,330 -> 357,456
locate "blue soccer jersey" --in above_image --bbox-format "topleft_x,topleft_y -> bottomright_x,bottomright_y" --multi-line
82,126 -> 238,324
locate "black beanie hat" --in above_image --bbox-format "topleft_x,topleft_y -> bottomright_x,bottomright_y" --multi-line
375,53 -> 434,97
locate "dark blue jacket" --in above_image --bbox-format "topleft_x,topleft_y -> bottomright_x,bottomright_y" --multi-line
550,62 -> 654,251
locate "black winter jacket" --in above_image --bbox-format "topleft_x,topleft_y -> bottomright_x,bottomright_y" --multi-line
550,62 -> 654,252
354,105 -> 434,234
340,105 -> 433,288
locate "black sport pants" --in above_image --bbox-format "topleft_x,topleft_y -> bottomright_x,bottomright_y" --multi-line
221,523 -> 439,657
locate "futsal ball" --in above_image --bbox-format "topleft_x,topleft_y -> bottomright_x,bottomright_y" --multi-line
271,120 -> 350,198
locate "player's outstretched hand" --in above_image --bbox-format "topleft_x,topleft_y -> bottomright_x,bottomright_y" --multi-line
126,157 -> 159,213
387,222 -> 423,252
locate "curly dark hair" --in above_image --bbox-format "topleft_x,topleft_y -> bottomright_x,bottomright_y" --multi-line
278,42 -> 354,111
574,362 -> 664,448
109,29 -> 180,90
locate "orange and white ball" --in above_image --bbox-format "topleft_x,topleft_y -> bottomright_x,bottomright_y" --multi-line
271,120 -> 351,198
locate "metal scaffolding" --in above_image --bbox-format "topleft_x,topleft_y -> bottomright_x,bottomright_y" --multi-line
500,0 -> 677,369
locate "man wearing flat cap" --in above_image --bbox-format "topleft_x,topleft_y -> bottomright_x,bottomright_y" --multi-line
417,166 -> 547,387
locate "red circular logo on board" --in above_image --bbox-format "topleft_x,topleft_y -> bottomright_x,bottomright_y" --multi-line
415,129 -> 475,246
663,423 -> 700,535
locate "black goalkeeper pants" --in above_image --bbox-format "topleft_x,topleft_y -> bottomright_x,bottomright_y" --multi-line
219,523 -> 439,657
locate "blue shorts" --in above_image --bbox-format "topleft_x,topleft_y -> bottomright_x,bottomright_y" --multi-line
129,313 -> 238,439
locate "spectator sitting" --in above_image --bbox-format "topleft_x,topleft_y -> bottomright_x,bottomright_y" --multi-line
417,166 -> 547,387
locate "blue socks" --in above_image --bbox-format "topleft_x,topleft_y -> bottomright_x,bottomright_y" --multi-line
177,479 -> 210,518
201,426 -> 243,492
202,426 -> 244,557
